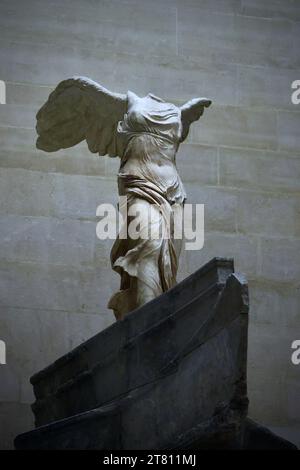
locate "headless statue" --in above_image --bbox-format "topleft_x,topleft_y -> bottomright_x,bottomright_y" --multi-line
36,77 -> 211,320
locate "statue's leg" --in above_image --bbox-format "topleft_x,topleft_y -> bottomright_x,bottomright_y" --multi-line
136,276 -> 158,307
134,201 -> 184,308
109,198 -> 183,315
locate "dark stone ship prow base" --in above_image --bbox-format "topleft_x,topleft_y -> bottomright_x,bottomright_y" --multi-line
14,258 -> 297,450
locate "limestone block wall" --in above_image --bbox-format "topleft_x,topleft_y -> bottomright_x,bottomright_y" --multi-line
0,0 -> 299,448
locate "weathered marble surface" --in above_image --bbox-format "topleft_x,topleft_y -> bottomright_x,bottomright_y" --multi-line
29,257 -> 238,427
1,1 -> 300,448
35,76 -> 211,319
14,258 -> 297,449
14,258 -> 247,449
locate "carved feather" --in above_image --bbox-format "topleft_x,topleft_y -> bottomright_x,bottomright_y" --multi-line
180,97 -> 212,142
36,76 -> 127,157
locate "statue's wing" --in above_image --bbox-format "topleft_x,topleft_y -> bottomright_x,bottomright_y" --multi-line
180,97 -> 212,142
36,76 -> 127,157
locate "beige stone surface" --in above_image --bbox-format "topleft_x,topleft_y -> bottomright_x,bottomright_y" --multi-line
0,0 -> 299,449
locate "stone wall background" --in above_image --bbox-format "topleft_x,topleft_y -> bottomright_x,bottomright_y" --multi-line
0,0 -> 299,448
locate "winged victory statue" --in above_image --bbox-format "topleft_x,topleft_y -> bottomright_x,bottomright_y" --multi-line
36,77 -> 212,320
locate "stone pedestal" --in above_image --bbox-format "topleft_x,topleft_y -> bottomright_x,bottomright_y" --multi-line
14,258 -> 297,450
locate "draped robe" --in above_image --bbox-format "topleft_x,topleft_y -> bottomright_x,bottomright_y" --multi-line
108,91 -> 186,320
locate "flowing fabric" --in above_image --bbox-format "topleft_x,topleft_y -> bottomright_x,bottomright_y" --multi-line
34,77 -> 211,320
108,92 -> 186,320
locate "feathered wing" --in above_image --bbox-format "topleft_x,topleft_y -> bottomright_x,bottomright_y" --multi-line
36,76 -> 127,157
180,97 -> 212,142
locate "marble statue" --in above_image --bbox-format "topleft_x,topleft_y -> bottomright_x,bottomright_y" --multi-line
36,77 -> 211,320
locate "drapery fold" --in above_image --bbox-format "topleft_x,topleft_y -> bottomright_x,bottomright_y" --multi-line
108,174 -> 180,320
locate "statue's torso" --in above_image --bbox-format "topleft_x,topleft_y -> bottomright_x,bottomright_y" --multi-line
117,92 -> 186,204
